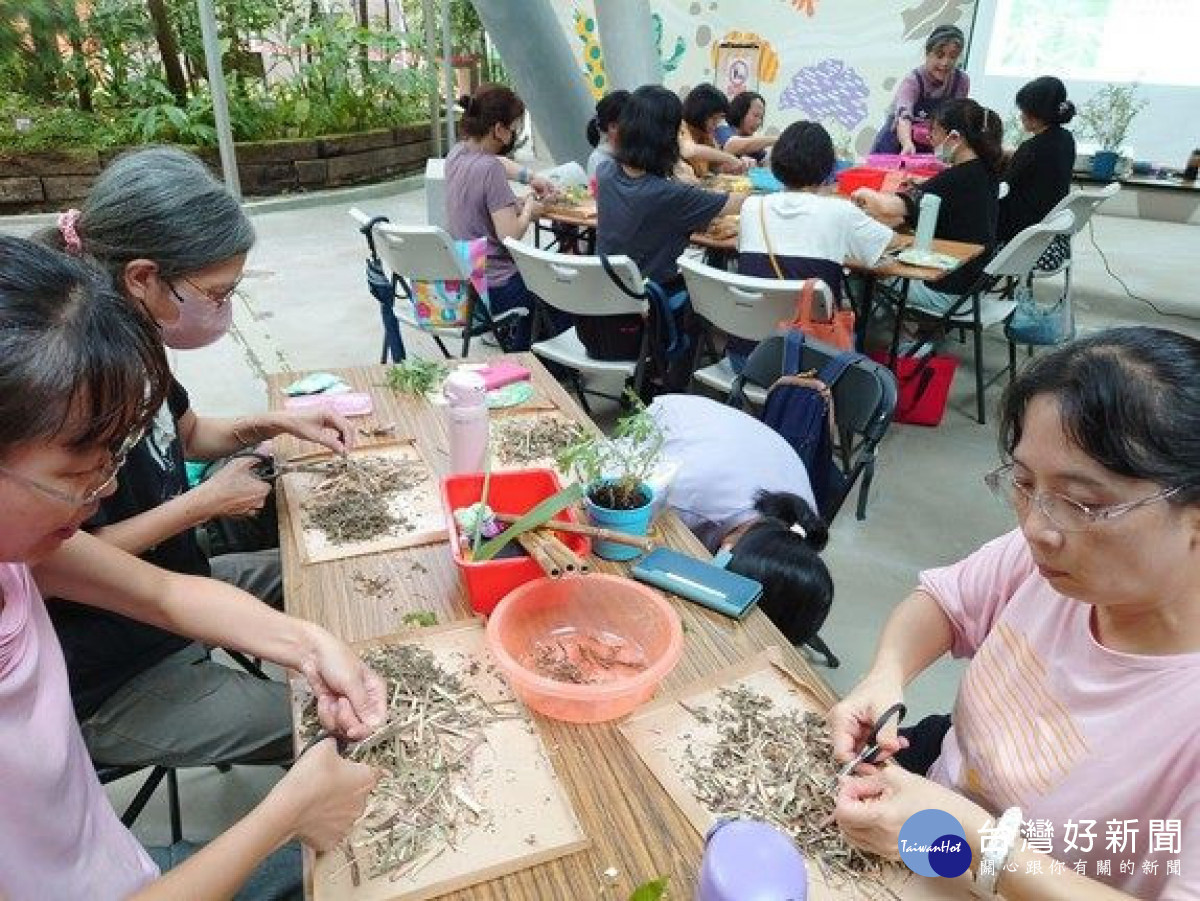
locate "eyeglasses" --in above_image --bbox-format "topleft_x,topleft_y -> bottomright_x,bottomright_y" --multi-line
0,425 -> 146,509
169,275 -> 241,310
984,463 -> 1181,533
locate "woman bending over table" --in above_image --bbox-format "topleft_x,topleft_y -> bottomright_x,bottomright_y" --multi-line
0,236 -> 382,901
40,146 -> 354,778
446,83 -> 557,351
830,327 -> 1200,900
872,24 -> 970,156
679,83 -> 751,179
715,91 -> 776,163
853,98 -> 1007,320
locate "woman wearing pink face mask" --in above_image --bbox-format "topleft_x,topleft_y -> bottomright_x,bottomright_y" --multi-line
38,147 -> 352,785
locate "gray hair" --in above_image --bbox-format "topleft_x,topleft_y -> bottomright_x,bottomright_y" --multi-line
70,146 -> 255,284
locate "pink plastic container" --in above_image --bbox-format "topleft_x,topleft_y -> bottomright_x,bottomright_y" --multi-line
485,574 -> 684,723
441,468 -> 590,616
865,152 -> 945,174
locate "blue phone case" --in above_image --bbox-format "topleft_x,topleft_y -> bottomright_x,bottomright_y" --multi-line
631,548 -> 763,620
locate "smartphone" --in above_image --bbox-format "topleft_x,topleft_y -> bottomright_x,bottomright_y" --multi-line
631,548 -> 763,620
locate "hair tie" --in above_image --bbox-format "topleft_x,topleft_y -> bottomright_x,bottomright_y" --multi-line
1058,101 -> 1069,114
57,209 -> 82,255
789,522 -> 808,539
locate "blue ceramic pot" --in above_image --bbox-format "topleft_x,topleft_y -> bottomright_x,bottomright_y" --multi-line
1091,150 -> 1120,180
584,481 -> 654,561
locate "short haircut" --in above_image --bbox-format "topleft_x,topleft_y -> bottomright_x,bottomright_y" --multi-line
615,85 -> 683,178
682,83 -> 730,131
999,327 -> 1200,507
1015,76 -> 1076,126
459,83 -> 525,139
727,491 -> 834,646
40,146 -> 254,288
587,89 -> 631,147
727,91 -> 765,130
771,121 -> 836,189
0,236 -> 170,455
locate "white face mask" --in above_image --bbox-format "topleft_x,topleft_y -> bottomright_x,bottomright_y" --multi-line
935,132 -> 960,165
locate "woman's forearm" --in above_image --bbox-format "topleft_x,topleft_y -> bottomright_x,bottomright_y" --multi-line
867,589 -> 954,685
896,117 -> 914,149
183,413 -> 280,461
89,492 -> 212,556
723,134 -> 775,156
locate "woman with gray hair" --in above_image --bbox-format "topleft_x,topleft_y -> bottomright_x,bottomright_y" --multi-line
40,146 -> 352,777
871,24 -> 970,155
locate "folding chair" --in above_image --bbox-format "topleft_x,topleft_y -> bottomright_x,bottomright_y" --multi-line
503,237 -> 650,413
97,764 -> 183,843
678,255 -> 833,403
349,209 -> 525,359
886,210 -> 1075,425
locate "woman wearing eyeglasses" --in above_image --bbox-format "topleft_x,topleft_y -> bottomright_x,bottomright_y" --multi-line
39,147 -> 352,780
827,327 -> 1199,900
0,236 -> 381,900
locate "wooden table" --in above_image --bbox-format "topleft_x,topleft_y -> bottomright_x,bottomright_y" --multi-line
268,356 -> 836,900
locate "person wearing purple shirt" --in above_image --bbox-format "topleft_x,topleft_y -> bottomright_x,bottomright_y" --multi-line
872,25 -> 971,155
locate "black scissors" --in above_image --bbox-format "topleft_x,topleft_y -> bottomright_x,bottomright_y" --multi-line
299,728 -> 350,758
836,702 -> 907,778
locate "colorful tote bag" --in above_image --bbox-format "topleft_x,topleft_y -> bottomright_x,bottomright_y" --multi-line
410,237 -> 489,329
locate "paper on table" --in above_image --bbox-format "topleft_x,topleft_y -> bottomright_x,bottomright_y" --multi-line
538,161 -> 588,189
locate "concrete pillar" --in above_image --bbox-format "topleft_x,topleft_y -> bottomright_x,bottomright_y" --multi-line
469,0 -> 595,166
594,0 -> 662,90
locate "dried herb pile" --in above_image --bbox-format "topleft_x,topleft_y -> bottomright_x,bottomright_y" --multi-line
492,416 -> 585,467
683,685 -> 899,898
301,643 -> 519,885
529,631 -> 648,685
302,456 -> 429,545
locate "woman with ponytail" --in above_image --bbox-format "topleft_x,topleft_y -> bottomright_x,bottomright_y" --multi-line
999,76 -> 1077,243
647,395 -> 833,647
853,98 -> 1007,317
586,90 -> 629,177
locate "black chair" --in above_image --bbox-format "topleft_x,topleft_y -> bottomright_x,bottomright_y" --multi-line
729,335 -> 898,523
97,764 -> 183,843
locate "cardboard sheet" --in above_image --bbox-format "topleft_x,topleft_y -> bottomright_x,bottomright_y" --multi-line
619,650 -> 974,900
280,442 -> 447,565
489,409 -> 585,478
304,622 -> 589,901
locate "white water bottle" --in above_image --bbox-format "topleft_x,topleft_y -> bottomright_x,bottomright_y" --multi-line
914,193 -> 941,252
444,370 -> 488,473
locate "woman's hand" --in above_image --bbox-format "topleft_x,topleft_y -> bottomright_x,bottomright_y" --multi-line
300,633 -> 387,741
836,766 -> 988,861
826,672 -> 907,772
529,174 -> 558,200
900,138 -> 918,156
270,409 -> 355,456
523,193 -> 545,221
272,738 -> 379,852
193,456 -> 271,519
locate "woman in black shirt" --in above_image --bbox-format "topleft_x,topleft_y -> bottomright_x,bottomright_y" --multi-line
999,76 -> 1077,244
852,98 -> 1005,315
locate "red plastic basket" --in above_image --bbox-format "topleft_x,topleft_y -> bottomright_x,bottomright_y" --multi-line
441,468 -> 590,616
835,167 -> 889,196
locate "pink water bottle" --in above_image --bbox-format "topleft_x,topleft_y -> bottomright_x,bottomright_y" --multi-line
444,370 -> 489,473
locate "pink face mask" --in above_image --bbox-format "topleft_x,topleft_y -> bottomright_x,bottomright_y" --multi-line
159,281 -> 234,349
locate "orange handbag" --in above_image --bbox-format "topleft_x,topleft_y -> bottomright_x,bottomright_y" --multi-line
759,200 -> 856,351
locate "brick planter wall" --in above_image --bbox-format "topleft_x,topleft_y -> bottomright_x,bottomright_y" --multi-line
0,123 -> 441,214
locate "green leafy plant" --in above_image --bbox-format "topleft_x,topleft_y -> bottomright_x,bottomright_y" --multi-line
384,359 -> 449,395
402,610 -> 438,627
1077,83 -> 1147,152
558,396 -> 663,511
629,878 -> 669,901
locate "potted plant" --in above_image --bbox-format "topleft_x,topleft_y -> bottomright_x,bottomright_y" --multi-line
558,400 -> 664,561
1077,83 -> 1147,180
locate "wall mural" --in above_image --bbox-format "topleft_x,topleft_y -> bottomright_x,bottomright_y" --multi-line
556,0 -> 976,154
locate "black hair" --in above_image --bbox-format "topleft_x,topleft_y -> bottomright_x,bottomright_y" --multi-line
925,24 -> 965,53
1015,76 -> 1076,126
0,236 -> 170,455
771,121 -> 836,189
615,85 -> 684,178
682,83 -> 729,131
934,98 -> 1004,175
586,89 -> 630,148
458,83 -> 525,140
727,491 -> 834,646
727,91 -> 765,131
999,327 -> 1200,506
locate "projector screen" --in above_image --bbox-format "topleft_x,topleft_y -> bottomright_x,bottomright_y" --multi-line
985,0 -> 1200,87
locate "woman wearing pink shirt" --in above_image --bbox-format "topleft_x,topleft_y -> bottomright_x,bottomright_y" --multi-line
828,327 -> 1199,899
0,236 -> 385,900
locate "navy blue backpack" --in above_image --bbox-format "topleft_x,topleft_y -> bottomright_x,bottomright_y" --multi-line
761,330 -> 861,518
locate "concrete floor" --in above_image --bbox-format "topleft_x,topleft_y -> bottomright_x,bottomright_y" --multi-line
7,181 -> 1199,846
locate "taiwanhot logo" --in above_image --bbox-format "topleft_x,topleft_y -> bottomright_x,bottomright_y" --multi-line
898,809 -> 973,878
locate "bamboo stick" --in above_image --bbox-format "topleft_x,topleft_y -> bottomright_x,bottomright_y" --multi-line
494,513 -> 654,551
517,533 -> 560,578
543,534 -> 590,574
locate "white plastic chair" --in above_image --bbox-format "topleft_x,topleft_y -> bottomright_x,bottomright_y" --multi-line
350,208 -> 523,358
677,255 -> 832,405
503,237 -> 649,410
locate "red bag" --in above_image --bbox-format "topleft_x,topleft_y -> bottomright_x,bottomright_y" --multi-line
870,350 -> 959,426
779,279 -> 856,352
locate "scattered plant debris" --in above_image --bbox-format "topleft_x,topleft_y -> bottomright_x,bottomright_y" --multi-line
402,610 -> 438,628
492,415 -> 586,467
302,456 -> 428,545
351,571 -> 391,600
528,631 -> 647,685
